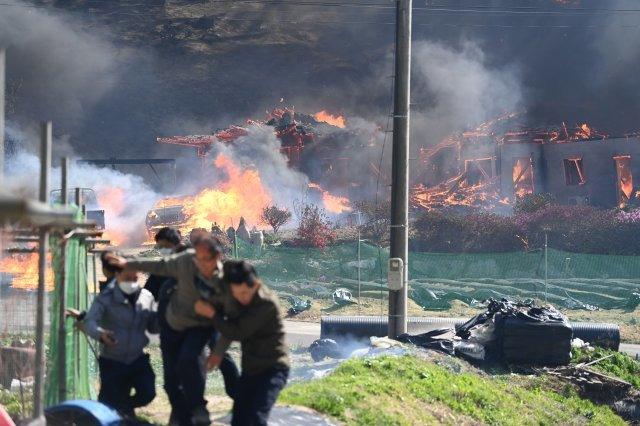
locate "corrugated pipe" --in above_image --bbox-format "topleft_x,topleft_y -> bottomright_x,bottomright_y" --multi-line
320,316 -> 620,350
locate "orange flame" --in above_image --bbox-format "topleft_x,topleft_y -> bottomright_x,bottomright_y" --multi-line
0,253 -> 54,290
512,158 -> 534,198
314,111 -> 346,129
96,187 -> 128,246
154,154 -> 272,234
308,183 -> 352,214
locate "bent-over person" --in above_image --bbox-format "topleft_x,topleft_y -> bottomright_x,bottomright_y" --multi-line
194,260 -> 289,426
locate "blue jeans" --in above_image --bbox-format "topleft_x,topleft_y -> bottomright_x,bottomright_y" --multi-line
231,367 -> 289,426
160,324 -> 239,425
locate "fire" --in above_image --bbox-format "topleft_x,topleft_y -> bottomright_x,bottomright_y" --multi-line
411,176 -> 509,211
614,155 -> 633,207
155,154 -> 272,233
0,253 -> 54,290
314,111 -> 346,129
512,158 -> 534,198
95,186 -> 128,246
308,183 -> 352,214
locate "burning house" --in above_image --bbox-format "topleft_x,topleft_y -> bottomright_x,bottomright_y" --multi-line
414,117 -> 640,211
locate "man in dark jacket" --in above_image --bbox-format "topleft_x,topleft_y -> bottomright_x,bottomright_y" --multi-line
194,260 -> 289,426
84,265 -> 158,419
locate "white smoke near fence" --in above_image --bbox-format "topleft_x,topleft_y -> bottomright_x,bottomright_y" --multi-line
5,142 -> 162,247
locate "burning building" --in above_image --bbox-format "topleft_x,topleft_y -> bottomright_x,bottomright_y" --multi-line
414,116 -> 640,210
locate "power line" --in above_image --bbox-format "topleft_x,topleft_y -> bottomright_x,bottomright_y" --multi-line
2,1 -> 640,29
4,0 -> 640,15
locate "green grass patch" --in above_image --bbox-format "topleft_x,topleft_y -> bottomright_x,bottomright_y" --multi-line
572,347 -> 640,389
280,355 -> 624,425
0,387 -> 31,422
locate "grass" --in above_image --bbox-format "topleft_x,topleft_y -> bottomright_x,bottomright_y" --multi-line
571,346 -> 640,389
280,354 -> 625,426
0,387 -> 30,421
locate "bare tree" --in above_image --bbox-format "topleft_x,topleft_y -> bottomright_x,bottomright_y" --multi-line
260,205 -> 292,234
355,200 -> 391,243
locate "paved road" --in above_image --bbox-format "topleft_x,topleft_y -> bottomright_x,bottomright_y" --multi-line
619,343 -> 640,358
284,320 -> 320,347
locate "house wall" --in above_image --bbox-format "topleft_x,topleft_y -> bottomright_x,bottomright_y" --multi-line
540,137 -> 640,208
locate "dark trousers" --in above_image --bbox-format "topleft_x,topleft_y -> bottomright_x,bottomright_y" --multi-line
98,354 -> 156,418
160,324 -> 240,425
231,367 -> 289,426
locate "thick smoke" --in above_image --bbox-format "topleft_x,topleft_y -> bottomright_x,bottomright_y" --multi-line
0,0 -> 122,146
410,40 -> 522,149
315,39 -> 523,199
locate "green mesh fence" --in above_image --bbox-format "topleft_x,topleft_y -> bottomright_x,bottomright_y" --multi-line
234,240 -> 640,311
45,208 -> 95,406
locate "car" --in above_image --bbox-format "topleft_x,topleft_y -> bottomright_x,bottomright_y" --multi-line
145,203 -> 189,238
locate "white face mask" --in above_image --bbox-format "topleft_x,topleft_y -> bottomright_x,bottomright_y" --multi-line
158,248 -> 174,256
118,281 -> 140,295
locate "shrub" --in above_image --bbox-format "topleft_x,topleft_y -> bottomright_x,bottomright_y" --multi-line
412,205 -> 640,254
514,193 -> 554,215
293,204 -> 336,248
515,205 -> 621,253
411,210 -> 522,253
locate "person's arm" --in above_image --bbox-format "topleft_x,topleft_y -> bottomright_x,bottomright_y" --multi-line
83,298 -> 106,341
146,311 -> 160,334
83,298 -> 116,344
212,335 -> 232,358
212,303 -> 276,341
126,254 -> 184,279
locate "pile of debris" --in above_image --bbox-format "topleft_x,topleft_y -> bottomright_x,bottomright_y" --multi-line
398,299 -> 573,365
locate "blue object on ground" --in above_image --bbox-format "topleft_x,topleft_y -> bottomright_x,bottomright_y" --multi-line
44,400 -> 122,426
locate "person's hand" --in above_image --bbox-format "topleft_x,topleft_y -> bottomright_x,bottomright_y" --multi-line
65,308 -> 82,319
206,353 -> 222,371
194,300 -> 216,319
104,253 -> 127,269
100,330 -> 118,345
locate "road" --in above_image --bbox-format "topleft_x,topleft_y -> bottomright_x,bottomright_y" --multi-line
284,320 -> 320,347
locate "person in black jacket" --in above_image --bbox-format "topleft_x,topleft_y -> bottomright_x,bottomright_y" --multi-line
144,227 -> 187,301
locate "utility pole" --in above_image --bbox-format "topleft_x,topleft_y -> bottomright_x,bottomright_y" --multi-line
389,0 -> 412,339
33,122 -> 52,421
58,157 -> 69,402
0,48 -> 5,181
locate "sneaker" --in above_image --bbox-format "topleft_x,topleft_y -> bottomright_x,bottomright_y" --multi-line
191,405 -> 211,426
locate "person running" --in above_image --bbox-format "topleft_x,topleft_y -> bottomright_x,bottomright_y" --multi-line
194,260 -> 289,426
105,236 -> 239,426
84,264 -> 158,419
